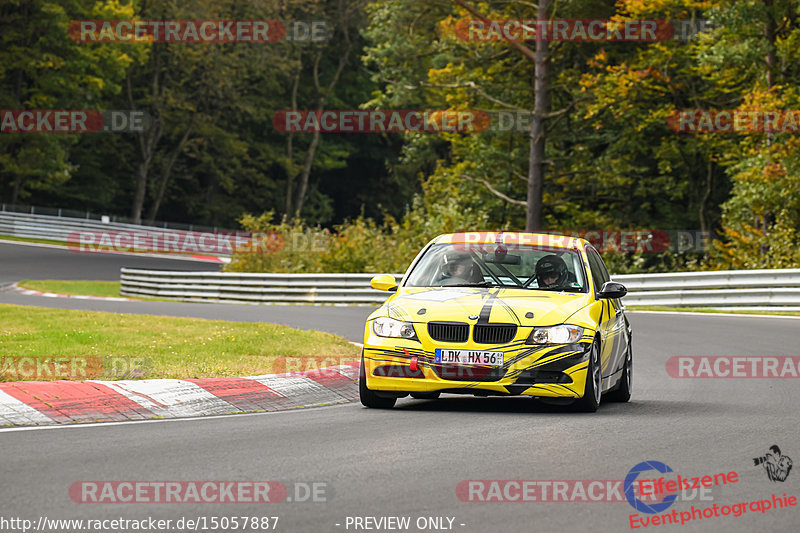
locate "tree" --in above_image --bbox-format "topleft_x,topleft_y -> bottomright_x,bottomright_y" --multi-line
694,0 -> 800,267
0,0 -> 136,204
281,0 -> 366,220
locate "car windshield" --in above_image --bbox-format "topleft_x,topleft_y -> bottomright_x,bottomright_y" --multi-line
405,243 -> 587,292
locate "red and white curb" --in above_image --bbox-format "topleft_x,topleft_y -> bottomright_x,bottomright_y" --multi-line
0,364 -> 359,427
189,254 -> 231,263
13,285 -> 133,302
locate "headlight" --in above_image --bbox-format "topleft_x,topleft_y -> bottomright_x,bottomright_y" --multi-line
372,317 -> 418,339
526,325 -> 584,344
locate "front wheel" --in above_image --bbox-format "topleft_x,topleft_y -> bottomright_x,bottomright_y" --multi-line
359,353 -> 396,409
573,340 -> 601,412
606,340 -> 632,403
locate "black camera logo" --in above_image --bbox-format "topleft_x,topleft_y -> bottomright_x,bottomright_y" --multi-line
753,445 -> 793,482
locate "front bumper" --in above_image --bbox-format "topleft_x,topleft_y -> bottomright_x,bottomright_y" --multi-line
363,331 -> 593,398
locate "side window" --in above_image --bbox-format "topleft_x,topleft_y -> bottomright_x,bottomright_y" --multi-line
594,249 -> 611,284
587,246 -> 621,309
586,247 -> 609,293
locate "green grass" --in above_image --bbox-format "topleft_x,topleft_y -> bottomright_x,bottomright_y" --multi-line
0,304 -> 361,381
628,305 -> 800,317
19,280 -> 122,298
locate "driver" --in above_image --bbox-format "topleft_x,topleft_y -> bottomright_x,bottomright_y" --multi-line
535,254 -> 569,290
439,251 -> 480,285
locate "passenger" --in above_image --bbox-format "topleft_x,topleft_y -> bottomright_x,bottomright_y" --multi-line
438,251 -> 482,285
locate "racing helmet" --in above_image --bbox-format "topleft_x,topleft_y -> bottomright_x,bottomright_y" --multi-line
535,254 -> 568,289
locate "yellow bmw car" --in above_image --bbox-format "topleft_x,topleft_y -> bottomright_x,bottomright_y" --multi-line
360,232 -> 632,412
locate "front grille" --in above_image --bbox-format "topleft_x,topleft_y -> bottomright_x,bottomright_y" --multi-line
473,324 -> 517,344
428,322 -> 469,343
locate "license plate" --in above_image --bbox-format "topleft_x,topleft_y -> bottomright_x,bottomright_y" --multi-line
434,349 -> 504,366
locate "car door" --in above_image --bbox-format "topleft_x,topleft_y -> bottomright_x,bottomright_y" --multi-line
597,253 -> 628,378
586,246 -> 625,381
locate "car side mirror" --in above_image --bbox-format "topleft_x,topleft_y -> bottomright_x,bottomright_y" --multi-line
370,274 -> 398,292
598,281 -> 627,299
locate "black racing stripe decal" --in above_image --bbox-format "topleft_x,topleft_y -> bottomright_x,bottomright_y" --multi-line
503,354 -> 581,380
535,351 -> 582,365
500,343 -> 587,372
501,345 -> 553,368
475,288 -> 523,327
565,363 -> 589,375
371,347 -> 428,360
476,289 -> 500,324
494,297 -> 522,325
496,341 -> 528,352
504,369 -> 523,380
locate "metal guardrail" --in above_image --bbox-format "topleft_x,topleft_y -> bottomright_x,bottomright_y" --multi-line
0,203 -> 222,232
0,211 -> 234,256
120,268 -> 800,309
613,269 -> 800,290
120,270 -> 394,304
0,211 -> 238,262
613,269 -> 800,309
0,213 -> 171,243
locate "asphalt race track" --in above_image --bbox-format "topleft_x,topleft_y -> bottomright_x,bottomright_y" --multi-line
0,241 -> 219,283
1,243 -> 799,532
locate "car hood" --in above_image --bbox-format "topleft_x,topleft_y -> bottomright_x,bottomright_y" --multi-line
369,287 -> 591,326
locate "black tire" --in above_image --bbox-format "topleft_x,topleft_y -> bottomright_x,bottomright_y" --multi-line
410,392 -> 440,400
606,340 -> 632,403
573,340 -> 601,412
359,353 -> 396,409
